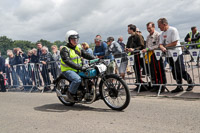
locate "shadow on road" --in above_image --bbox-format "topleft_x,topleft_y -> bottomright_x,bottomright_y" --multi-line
34,103 -> 119,113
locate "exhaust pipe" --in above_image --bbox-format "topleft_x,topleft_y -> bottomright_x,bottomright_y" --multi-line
56,87 -> 97,104
56,89 -> 68,99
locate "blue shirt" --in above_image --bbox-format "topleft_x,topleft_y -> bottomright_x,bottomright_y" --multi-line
93,41 -> 107,56
85,48 -> 93,55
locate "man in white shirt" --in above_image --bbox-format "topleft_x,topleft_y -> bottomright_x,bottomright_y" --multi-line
158,18 -> 194,93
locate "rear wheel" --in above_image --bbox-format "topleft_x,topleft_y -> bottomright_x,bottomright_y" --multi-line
56,78 -> 75,106
99,74 -> 130,111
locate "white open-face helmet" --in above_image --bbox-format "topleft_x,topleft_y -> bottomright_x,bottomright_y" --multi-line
65,30 -> 79,43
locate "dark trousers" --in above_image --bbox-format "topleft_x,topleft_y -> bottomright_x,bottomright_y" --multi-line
133,54 -> 144,83
41,65 -> 51,86
167,54 -> 192,84
16,66 -> 27,85
5,67 -> 11,86
35,65 -> 42,86
25,65 -> 33,86
11,68 -> 20,88
50,63 -> 58,80
0,74 -> 5,91
149,54 -> 167,84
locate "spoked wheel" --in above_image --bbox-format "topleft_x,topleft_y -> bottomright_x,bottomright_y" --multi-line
99,74 -> 130,111
56,78 -> 75,106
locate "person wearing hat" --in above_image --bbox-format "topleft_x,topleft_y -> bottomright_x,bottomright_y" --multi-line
105,37 -> 128,79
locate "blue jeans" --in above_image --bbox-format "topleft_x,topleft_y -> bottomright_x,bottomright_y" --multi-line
62,70 -> 81,94
16,66 -> 27,85
11,68 -> 20,88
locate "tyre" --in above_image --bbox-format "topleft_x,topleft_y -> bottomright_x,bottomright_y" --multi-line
99,74 -> 130,111
56,78 -> 75,106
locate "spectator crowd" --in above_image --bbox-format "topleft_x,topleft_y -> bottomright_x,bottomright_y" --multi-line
0,17 -> 200,93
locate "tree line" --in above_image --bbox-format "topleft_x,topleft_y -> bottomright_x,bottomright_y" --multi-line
0,36 -> 65,58
0,36 -> 99,58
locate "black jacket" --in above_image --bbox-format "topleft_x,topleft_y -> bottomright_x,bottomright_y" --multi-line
9,56 -> 17,66
30,54 -> 39,63
15,53 -> 28,65
39,52 -> 54,62
126,33 -> 144,54
60,43 -> 96,70
8,56 -> 17,71
0,56 -> 5,73
39,52 -> 55,70
37,49 -> 42,63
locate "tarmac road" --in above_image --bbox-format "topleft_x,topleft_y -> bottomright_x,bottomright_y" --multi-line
0,92 -> 200,133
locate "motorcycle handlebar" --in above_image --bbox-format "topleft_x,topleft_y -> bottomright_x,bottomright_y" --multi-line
89,58 -> 100,64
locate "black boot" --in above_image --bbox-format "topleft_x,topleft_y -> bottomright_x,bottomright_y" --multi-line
186,78 -> 194,91
159,86 -> 167,93
67,91 -> 75,102
150,86 -> 159,92
196,57 -> 199,66
171,86 -> 183,93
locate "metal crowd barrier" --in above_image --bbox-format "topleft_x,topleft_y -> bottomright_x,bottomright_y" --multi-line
109,52 -> 152,93
109,43 -> 200,96
152,44 -> 200,95
5,61 -> 61,92
4,43 -> 200,95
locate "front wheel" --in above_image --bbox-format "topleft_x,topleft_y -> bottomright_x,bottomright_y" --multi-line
99,74 -> 130,111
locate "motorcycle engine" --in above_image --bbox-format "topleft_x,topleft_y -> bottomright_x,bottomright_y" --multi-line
84,80 -> 95,101
76,85 -> 85,101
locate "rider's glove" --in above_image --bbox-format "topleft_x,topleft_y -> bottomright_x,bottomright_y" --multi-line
81,66 -> 88,71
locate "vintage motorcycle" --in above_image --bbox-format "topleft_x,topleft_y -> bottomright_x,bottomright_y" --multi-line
53,59 -> 130,111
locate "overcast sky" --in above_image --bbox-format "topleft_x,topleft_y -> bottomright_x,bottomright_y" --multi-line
0,0 -> 200,44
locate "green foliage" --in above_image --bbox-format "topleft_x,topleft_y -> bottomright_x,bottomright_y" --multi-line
53,40 -> 66,50
89,43 -> 95,50
13,40 -> 35,53
0,36 -> 14,58
0,36 -> 99,58
0,36 -> 67,58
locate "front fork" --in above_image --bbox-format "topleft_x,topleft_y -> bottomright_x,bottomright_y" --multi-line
100,74 -> 121,94
100,75 -> 118,88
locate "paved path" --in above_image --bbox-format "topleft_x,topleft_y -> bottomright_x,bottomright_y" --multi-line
0,92 -> 200,133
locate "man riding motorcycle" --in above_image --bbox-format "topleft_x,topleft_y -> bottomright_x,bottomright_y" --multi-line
60,30 -> 96,102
